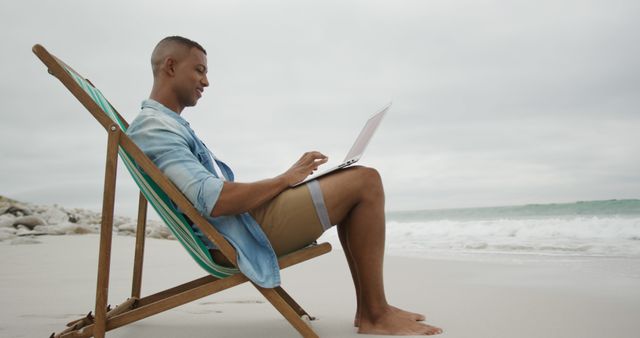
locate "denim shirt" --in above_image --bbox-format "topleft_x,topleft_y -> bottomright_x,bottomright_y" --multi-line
126,99 -> 280,288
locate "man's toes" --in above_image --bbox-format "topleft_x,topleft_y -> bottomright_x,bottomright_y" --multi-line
425,324 -> 443,335
416,322 -> 442,335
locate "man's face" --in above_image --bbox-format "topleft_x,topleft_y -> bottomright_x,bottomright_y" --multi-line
172,47 -> 209,108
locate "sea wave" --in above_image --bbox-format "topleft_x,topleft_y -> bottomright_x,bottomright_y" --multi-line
381,217 -> 640,257
318,216 -> 640,258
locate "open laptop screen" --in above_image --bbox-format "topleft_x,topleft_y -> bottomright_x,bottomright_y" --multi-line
343,103 -> 390,162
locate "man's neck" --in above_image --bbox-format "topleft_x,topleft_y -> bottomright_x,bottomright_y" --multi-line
149,86 -> 184,114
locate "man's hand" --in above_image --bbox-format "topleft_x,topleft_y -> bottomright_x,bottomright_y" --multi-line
280,151 -> 328,187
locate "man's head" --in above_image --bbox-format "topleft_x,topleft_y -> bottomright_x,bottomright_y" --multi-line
150,36 -> 209,112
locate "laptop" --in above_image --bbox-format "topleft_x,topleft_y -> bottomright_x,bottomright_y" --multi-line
293,102 -> 391,187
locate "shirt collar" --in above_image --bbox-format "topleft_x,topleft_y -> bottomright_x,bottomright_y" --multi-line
141,99 -> 190,127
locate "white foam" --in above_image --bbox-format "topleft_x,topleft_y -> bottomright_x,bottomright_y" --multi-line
318,216 -> 640,259
382,217 -> 640,258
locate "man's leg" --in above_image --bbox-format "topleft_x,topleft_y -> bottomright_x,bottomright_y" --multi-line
337,211 -> 426,327
318,166 -> 442,335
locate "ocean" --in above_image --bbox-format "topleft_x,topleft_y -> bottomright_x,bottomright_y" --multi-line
322,199 -> 640,259
4,196 -> 639,259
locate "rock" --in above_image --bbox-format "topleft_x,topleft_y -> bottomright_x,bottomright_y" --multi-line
147,225 -> 172,239
3,206 -> 31,217
0,195 -> 21,204
39,207 -> 69,225
117,222 -> 137,235
0,214 -> 15,228
113,216 -> 130,227
32,225 -> 67,236
68,208 -> 102,225
16,226 -> 40,237
0,196 -> 26,216
0,226 -> 17,235
68,213 -> 79,223
13,215 -> 47,230
0,195 -> 183,243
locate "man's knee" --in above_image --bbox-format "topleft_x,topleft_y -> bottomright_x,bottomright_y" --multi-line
351,166 -> 384,192
320,165 -> 383,202
318,166 -> 384,224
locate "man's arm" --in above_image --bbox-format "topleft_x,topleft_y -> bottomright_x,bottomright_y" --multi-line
211,151 -> 327,217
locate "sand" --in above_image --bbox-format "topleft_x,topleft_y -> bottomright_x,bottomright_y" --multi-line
1,234 -> 639,338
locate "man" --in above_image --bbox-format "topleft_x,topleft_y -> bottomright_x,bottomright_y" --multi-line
127,36 -> 442,336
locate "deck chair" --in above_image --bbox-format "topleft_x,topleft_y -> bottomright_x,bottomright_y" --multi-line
32,44 -> 332,338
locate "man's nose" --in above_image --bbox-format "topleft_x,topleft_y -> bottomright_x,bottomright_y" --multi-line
202,75 -> 209,87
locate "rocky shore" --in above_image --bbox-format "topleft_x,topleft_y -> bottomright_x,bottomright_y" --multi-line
0,195 -> 172,244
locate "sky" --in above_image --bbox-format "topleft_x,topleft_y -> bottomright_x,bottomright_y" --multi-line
1,0 -> 639,217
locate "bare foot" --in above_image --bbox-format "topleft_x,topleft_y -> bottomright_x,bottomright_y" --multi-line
358,307 -> 443,336
355,305 -> 426,327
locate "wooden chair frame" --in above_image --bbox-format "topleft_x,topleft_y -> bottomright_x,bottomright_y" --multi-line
32,44 -> 331,338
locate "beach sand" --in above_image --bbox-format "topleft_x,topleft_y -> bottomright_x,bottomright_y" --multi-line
1,234 -> 639,338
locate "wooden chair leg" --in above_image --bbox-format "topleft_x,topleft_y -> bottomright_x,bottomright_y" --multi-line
254,285 -> 319,338
131,192 -> 147,299
94,126 -> 120,338
275,286 -> 315,320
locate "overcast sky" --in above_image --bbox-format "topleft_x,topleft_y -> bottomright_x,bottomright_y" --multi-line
1,0 -> 638,217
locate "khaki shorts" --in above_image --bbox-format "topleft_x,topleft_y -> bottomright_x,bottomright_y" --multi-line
211,181 -> 331,266
250,182 -> 326,256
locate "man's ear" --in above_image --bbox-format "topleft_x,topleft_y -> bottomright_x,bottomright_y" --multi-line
164,57 -> 177,77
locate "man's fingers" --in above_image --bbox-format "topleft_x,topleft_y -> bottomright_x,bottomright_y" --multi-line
315,157 -> 328,168
290,152 -> 328,181
300,151 -> 327,164
303,151 -> 327,159
309,156 -> 328,169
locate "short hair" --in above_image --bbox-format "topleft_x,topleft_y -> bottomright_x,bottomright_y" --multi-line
156,36 -> 207,55
151,36 -> 207,76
